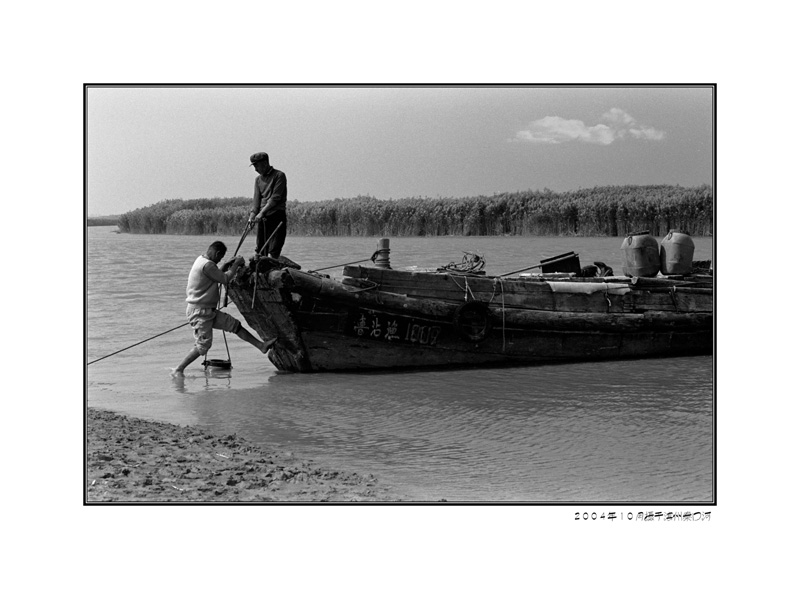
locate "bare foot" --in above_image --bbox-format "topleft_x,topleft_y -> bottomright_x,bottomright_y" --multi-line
260,337 -> 278,353
170,368 -> 185,378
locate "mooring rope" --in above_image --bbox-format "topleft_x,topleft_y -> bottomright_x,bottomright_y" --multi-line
464,276 -> 475,301
344,279 -> 380,293
500,279 -> 506,352
440,252 -> 485,274
492,277 -> 507,352
87,321 -> 189,365
447,273 -> 476,302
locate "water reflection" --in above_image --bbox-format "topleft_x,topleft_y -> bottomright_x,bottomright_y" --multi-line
170,375 -> 189,395
169,367 -> 234,395
202,369 -> 233,392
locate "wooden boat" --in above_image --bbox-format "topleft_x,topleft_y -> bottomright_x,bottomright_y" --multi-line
226,244 -> 713,373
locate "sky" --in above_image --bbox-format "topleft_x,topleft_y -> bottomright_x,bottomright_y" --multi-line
86,85 -> 713,216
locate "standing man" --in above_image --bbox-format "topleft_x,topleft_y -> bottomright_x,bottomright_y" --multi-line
248,152 -> 287,258
172,240 -> 276,376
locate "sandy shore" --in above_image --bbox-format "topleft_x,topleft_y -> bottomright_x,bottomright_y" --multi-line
86,408 -> 407,502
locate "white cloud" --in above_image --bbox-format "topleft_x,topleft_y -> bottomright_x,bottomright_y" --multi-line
629,127 -> 665,140
601,107 -> 636,126
512,109 -> 665,145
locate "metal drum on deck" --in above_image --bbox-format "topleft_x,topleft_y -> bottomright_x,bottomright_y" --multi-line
660,230 -> 695,275
621,231 -> 660,277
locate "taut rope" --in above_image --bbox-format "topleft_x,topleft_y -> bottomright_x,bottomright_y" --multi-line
87,322 -> 189,365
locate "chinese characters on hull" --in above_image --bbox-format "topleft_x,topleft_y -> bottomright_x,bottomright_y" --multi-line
353,311 -> 441,346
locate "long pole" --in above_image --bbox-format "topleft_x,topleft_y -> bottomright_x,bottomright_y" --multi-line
223,218 -> 258,308
232,218 -> 255,258
310,257 -> 376,272
499,253 -> 578,277
87,322 -> 189,365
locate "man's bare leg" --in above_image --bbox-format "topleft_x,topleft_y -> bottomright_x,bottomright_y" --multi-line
172,347 -> 201,376
234,326 -> 277,354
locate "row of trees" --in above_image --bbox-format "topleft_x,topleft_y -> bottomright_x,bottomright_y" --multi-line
116,185 -> 713,237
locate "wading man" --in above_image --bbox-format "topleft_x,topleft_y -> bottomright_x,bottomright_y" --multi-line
248,152 -> 287,258
172,241 -> 276,376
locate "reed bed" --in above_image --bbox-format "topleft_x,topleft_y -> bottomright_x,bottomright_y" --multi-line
116,185 -> 712,237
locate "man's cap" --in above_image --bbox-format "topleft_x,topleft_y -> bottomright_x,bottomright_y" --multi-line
249,152 -> 269,166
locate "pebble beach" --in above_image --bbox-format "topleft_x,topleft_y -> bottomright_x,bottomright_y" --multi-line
86,408 -> 407,503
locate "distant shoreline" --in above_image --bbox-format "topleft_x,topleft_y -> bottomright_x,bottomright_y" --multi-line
87,215 -> 120,227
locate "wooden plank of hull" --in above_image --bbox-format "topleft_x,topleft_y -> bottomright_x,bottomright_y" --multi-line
344,265 -> 714,293
341,265 -> 712,314
332,268 -> 601,312
293,304 -> 710,341
498,308 -> 711,332
293,322 -> 711,372
626,289 -> 712,313
345,265 -> 713,291
344,265 -> 556,305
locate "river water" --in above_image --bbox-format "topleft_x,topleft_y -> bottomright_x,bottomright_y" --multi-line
86,226 -> 714,502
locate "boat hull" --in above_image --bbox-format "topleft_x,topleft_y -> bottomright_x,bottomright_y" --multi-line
227,259 -> 713,373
